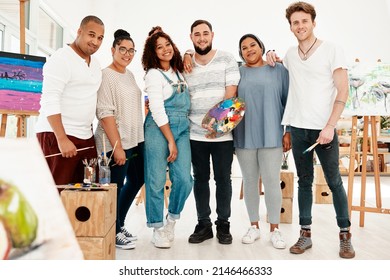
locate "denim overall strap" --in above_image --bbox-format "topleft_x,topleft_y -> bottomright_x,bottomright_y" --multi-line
157,70 -> 190,115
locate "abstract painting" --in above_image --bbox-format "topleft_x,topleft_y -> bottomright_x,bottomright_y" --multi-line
0,51 -> 45,113
343,62 -> 390,116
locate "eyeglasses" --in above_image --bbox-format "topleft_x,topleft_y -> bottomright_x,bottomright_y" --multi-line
118,46 -> 137,55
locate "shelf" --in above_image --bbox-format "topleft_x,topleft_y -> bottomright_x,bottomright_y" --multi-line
340,151 -> 390,155
340,171 -> 390,176
338,116 -> 390,176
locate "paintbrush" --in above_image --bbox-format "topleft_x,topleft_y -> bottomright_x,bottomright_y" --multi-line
112,158 -> 128,167
45,146 -> 94,158
303,142 -> 319,154
102,133 -> 107,165
107,140 -> 118,166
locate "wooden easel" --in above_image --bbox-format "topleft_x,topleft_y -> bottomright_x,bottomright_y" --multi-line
0,1 -> 36,138
347,115 -> 390,227
0,110 -> 38,137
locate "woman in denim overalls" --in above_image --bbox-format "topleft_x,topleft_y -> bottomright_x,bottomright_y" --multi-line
141,27 -> 193,248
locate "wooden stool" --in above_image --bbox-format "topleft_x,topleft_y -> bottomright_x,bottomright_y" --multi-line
59,184 -> 117,260
239,177 -> 263,199
240,170 -> 295,200
314,165 -> 333,204
136,169 -> 171,208
267,198 -> 293,224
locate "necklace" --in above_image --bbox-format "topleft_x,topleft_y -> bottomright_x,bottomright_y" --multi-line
298,38 -> 317,60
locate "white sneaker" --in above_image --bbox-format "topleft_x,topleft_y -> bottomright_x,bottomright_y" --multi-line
270,228 -> 286,249
120,226 -> 137,241
116,232 -> 136,249
242,225 -> 261,244
164,215 -> 176,242
152,227 -> 171,248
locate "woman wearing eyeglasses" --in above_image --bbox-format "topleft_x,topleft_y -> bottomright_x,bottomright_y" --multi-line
95,29 -> 144,250
141,26 -> 193,249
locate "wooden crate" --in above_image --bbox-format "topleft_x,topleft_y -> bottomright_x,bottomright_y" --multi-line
60,185 -> 117,237
314,165 -> 327,185
77,223 -> 116,260
267,198 -> 293,224
314,183 -> 333,204
280,170 -> 294,198
280,198 -> 293,224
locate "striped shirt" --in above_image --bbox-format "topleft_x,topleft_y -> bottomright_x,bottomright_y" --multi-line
95,68 -> 144,155
184,50 -> 240,142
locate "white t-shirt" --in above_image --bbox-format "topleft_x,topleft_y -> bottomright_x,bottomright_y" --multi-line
282,41 -> 347,129
35,45 -> 102,139
184,50 -> 240,142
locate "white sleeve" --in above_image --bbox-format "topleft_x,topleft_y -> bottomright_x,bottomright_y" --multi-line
40,52 -> 71,117
144,69 -> 169,127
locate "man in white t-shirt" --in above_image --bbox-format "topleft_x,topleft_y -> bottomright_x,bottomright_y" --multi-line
183,20 -> 240,245
267,2 -> 355,258
35,15 -> 104,186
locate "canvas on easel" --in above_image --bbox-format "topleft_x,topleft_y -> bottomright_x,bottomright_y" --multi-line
343,59 -> 390,226
343,60 -> 390,116
0,51 -> 46,137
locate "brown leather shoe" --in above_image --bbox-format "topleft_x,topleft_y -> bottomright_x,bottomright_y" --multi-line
339,232 -> 355,259
290,229 -> 312,254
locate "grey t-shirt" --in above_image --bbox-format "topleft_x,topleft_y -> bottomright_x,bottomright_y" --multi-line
233,63 -> 289,149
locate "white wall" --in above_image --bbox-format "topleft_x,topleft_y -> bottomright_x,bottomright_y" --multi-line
41,0 -> 390,88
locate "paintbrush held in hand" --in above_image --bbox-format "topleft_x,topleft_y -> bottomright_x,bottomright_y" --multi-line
302,142 -> 319,154
45,146 -> 94,158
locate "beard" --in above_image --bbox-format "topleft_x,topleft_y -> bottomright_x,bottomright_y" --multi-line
194,43 -> 212,55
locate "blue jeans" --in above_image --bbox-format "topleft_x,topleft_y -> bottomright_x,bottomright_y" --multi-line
290,127 -> 351,228
144,113 -> 193,228
108,143 -> 144,234
190,140 -> 234,224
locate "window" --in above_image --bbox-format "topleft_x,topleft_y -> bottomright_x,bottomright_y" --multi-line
38,9 -> 63,50
0,1 -> 29,29
0,23 -> 4,51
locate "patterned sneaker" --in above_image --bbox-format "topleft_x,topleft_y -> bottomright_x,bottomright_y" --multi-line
116,232 -> 136,249
242,225 -> 260,244
120,226 -> 137,241
152,227 -> 171,248
164,215 -> 176,242
290,229 -> 312,254
270,228 -> 286,249
339,232 -> 355,259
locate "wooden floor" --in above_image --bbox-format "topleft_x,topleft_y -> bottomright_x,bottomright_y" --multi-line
116,173 -> 390,261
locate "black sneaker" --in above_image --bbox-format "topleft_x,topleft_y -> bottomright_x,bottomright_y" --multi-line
188,223 -> 213,243
215,220 -> 232,244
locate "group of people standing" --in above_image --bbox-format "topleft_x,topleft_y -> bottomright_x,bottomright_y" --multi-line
35,1 -> 355,259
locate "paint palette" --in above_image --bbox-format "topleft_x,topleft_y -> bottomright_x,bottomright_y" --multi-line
201,97 -> 245,138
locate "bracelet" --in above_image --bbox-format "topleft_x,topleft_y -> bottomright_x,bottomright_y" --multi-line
266,49 -> 275,54
327,123 -> 336,128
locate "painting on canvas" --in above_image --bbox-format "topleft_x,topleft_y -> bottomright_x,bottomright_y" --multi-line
0,51 -> 45,113
343,61 -> 390,116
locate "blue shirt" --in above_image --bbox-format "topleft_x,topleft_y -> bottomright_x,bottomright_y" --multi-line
233,63 -> 289,149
